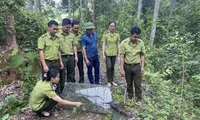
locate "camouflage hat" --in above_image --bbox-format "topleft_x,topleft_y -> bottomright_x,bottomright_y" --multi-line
85,22 -> 95,30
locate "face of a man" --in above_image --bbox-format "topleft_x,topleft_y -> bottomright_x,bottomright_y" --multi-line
48,25 -> 58,36
87,29 -> 93,35
62,24 -> 71,33
72,24 -> 79,33
130,33 -> 140,42
109,23 -> 116,33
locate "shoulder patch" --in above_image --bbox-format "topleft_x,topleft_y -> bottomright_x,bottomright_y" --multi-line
115,31 -> 119,33
41,33 -> 47,38
79,31 -> 83,35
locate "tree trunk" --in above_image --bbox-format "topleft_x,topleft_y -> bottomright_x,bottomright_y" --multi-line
150,0 -> 160,46
80,0 -> 83,23
85,0 -> 89,22
5,13 -> 18,50
34,0 -> 39,11
137,0 -> 142,26
92,0 -> 96,27
169,0 -> 175,18
27,0 -> 33,10
68,0 -> 71,19
38,0 -> 41,11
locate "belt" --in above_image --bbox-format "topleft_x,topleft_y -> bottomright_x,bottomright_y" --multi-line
125,63 -> 140,66
45,59 -> 58,63
62,54 -> 74,57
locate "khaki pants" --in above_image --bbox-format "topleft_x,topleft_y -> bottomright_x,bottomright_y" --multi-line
124,63 -> 142,101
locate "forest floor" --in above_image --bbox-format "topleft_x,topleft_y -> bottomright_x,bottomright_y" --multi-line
0,46 -> 133,120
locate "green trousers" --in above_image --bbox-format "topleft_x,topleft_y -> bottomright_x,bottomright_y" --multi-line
42,59 -> 60,93
77,52 -> 84,83
124,63 -> 142,100
60,55 -> 75,92
105,56 -> 116,82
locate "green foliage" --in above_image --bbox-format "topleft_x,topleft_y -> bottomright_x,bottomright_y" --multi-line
133,71 -> 200,119
26,52 -> 37,62
9,55 -> 24,68
72,107 -> 78,114
0,95 -> 22,118
1,52 -> 39,117
0,0 -> 46,50
112,87 -> 124,103
2,114 -> 10,120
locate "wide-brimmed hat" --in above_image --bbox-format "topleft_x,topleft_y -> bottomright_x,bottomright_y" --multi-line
85,22 -> 95,29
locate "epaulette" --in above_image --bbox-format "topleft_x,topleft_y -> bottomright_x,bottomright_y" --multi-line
41,33 -> 48,38
79,31 -> 83,35
115,31 -> 119,33
104,30 -> 109,34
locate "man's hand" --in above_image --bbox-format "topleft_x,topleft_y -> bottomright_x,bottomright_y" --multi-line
120,68 -> 125,77
103,55 -> 106,62
85,59 -> 90,66
43,64 -> 49,72
75,56 -> 78,63
141,66 -> 144,74
60,62 -> 64,69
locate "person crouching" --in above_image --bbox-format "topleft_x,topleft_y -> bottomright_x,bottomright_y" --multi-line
29,69 -> 82,117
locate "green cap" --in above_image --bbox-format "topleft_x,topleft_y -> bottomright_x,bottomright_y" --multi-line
85,22 -> 95,29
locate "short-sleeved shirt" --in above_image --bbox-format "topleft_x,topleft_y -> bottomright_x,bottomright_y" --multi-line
38,32 -> 60,60
29,80 -> 57,111
120,38 -> 145,65
72,31 -> 83,52
102,31 -> 120,56
81,32 -> 98,58
57,31 -> 78,55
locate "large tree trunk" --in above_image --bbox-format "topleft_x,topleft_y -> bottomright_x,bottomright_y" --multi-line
5,13 -> 18,50
137,0 -> 142,26
150,0 -> 160,46
92,0 -> 96,27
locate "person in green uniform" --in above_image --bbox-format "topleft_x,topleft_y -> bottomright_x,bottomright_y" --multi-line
57,18 -> 78,91
102,21 -> 120,87
38,20 -> 64,93
29,69 -> 82,117
72,20 -> 84,83
120,26 -> 145,105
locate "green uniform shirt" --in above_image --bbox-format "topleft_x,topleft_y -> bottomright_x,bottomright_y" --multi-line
29,80 -> 57,111
38,32 -> 60,60
102,31 -> 120,56
120,38 -> 145,64
72,31 -> 83,52
57,31 -> 78,55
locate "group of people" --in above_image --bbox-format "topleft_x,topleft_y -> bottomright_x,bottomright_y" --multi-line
29,18 -> 145,117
